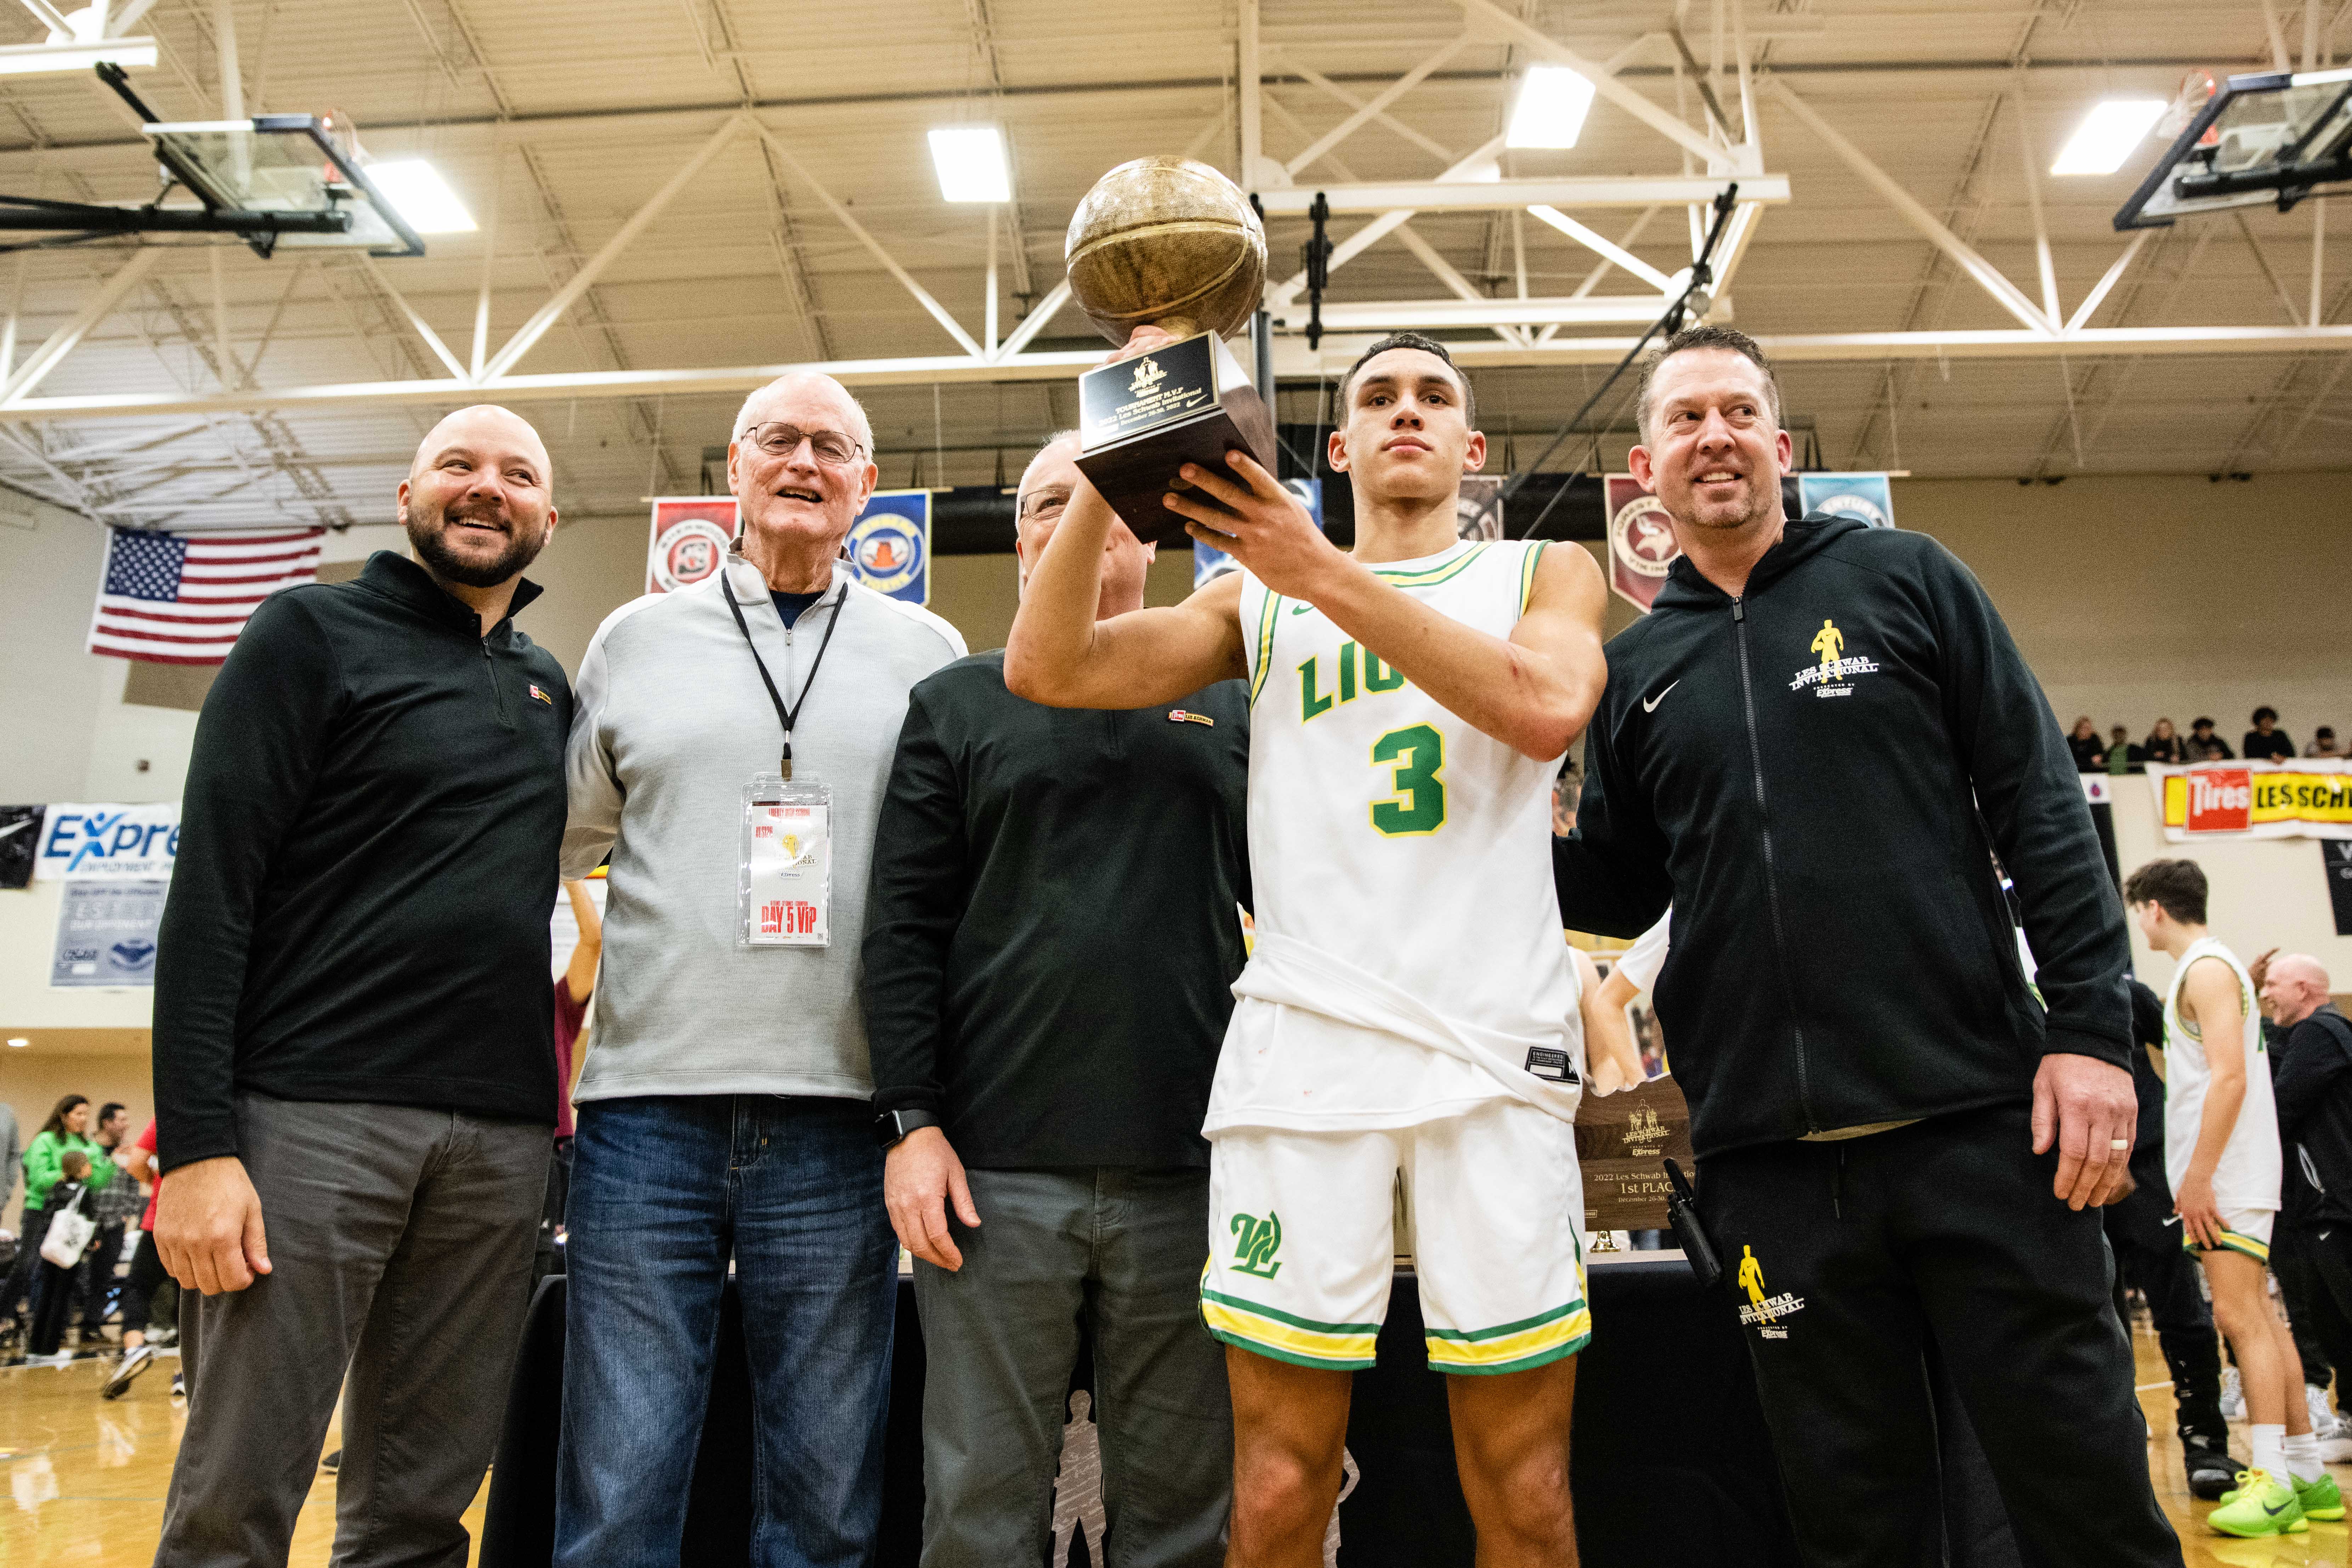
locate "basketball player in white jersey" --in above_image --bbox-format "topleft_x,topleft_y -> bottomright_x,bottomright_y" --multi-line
2126,857 -> 2334,1536
1007,330 -> 1608,1566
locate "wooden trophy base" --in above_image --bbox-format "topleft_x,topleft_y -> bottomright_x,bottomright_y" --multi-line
1074,331 -> 1278,547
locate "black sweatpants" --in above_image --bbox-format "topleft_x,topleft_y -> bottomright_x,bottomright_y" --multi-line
2271,1215 -> 2352,1399
1696,1104 -> 2182,1568
2103,1160 -> 2228,1453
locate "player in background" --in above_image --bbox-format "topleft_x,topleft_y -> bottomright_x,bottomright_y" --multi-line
2127,857 -> 2335,1537
1007,329 -> 1607,1567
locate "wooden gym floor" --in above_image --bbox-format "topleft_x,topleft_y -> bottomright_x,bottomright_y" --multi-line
0,1326 -> 2330,1565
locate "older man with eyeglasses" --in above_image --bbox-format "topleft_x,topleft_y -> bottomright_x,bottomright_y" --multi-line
558,370 -> 966,1566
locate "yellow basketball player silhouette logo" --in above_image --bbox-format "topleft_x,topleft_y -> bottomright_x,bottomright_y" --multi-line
1809,619 -> 1844,678
1738,1245 -> 1773,1324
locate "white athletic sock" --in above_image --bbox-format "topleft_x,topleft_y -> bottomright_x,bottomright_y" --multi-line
2286,1430 -> 2323,1484
2252,1423 -> 2288,1482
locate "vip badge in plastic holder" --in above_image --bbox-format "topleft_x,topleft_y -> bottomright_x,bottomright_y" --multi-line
738,773 -> 832,947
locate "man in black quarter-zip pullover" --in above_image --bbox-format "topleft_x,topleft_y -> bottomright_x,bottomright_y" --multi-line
150,405 -> 573,1568
1552,328 -> 2180,1567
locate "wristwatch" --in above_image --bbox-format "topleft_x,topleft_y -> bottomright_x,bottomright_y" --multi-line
873,1108 -> 941,1151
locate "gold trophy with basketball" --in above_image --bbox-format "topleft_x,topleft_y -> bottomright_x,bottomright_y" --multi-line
1064,157 -> 1277,545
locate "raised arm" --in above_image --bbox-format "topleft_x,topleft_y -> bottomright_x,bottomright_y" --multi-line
1002,474 -> 1247,709
1159,452 -> 1606,761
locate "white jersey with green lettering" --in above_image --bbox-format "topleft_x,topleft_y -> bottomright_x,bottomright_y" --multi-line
1206,537 -> 1581,1136
2162,935 -> 2280,1216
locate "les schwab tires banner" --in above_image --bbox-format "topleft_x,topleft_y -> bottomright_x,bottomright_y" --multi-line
2147,761 -> 2352,842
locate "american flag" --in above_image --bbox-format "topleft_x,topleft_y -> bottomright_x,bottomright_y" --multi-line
85,527 -> 325,665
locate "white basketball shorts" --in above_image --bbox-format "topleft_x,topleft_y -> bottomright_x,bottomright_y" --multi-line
1200,1095 -> 1590,1375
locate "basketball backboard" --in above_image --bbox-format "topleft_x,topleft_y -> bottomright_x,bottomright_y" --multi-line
140,115 -> 425,256
2116,67 -> 2352,229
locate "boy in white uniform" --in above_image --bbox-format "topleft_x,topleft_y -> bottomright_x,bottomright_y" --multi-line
1008,330 -> 1608,1566
2126,857 -> 2337,1536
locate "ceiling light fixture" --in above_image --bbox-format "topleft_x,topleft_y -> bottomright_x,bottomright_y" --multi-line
1506,65 -> 1598,150
928,126 -> 1011,203
2049,99 -> 2168,176
364,159 -> 477,233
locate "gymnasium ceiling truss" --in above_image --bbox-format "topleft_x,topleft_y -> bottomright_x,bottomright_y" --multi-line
0,0 -> 2342,526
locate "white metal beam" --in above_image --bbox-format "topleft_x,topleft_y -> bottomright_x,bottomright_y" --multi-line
992,279 -> 1072,360
1254,175 -> 1785,215
1455,0 -> 1732,169
1524,205 -> 1676,290
5,324 -> 2349,426
480,115 -> 748,381
1280,36 -> 1471,178
357,254 -> 470,383
0,248 -> 161,407
752,122 -> 985,359
2060,230 -> 2154,331
1312,295 -> 1692,328
1268,135 -> 1507,308
1768,77 -> 2054,335
1276,52 -> 1456,166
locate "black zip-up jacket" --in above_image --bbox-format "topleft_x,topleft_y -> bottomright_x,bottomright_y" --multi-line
2274,1005 -> 2352,1226
1553,515 -> 2133,1160
863,652 -> 1250,1170
154,552 -> 572,1171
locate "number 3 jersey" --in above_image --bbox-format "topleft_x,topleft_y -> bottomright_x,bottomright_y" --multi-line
1209,538 -> 1582,1137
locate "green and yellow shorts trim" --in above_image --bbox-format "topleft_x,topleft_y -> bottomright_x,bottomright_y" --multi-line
1201,1283 -> 1590,1375
2182,1206 -> 2275,1262
1425,1297 -> 1592,1376
1200,1285 -> 1381,1371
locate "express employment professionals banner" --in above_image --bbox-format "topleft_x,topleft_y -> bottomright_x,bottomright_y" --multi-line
33,803 -> 180,881
2147,761 -> 2352,842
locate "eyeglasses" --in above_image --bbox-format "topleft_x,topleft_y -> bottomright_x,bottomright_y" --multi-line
1016,489 -> 1070,523
739,422 -> 865,465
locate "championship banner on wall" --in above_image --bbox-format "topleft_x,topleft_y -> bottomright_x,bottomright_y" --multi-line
643,491 -> 935,604
1797,472 -> 1896,528
1603,474 -> 1679,611
2148,761 -> 2352,841
33,803 -> 179,881
644,498 -> 737,594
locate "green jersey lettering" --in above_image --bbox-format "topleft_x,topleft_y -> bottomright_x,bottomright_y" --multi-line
1298,656 -> 1333,722
1370,723 -> 1447,836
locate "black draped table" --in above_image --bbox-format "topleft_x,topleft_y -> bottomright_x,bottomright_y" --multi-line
481,1253 -> 1823,1567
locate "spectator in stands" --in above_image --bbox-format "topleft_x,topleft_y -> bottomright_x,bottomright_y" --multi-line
2308,727 -> 2341,759
2067,715 -> 2107,772
2143,718 -> 2189,767
2189,717 -> 2235,761
79,1102 -> 137,1343
2107,725 -> 2138,776
2247,708 -> 2297,763
101,1119 -> 166,1399
26,1149 -> 98,1364
4,1095 -> 105,1334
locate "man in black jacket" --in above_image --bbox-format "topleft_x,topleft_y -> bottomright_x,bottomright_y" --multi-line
864,433 -> 1249,1567
1553,326 -> 2179,1566
151,405 -> 571,1568
2268,953 -> 2352,1421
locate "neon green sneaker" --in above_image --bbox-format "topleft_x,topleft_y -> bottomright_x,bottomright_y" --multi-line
2296,1470 -> 2345,1521
2209,1469 -> 2310,1538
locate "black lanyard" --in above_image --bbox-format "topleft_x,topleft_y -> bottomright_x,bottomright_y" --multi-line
721,570 -> 848,781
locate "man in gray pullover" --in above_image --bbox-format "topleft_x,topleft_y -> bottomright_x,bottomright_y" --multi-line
557,370 -> 964,1566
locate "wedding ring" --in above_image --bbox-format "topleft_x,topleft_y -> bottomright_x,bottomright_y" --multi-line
2109,1138 -> 2131,1150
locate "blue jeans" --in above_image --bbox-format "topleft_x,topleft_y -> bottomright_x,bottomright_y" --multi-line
556,1095 -> 896,1568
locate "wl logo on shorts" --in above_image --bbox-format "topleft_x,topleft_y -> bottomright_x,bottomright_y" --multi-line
1230,1211 -> 1284,1279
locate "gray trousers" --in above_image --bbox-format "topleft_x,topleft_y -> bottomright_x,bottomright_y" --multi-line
913,1167 -> 1232,1568
156,1093 -> 547,1568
